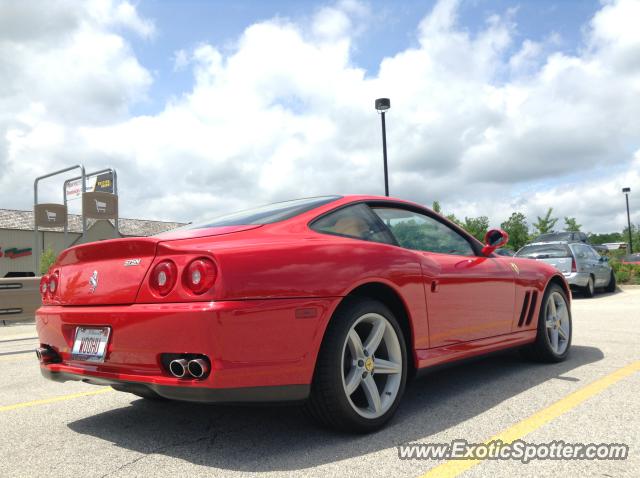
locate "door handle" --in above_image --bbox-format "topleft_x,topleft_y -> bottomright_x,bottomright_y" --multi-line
431,280 -> 439,293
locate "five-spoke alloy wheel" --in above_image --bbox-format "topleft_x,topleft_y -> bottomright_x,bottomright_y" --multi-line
306,298 -> 407,433
341,313 -> 403,419
522,283 -> 572,362
544,291 -> 571,356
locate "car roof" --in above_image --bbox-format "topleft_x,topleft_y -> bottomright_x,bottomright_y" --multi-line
524,240 -> 590,246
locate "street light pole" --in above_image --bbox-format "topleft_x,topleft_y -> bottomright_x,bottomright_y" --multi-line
375,98 -> 390,196
623,187 -> 633,253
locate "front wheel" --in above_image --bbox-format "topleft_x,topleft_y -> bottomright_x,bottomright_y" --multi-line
305,298 -> 407,433
522,284 -> 572,362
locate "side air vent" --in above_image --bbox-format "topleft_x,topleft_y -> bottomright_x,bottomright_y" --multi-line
525,291 -> 538,326
518,292 -> 531,327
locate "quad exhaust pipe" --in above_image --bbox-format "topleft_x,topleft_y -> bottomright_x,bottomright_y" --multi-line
187,359 -> 209,378
169,358 -> 189,378
168,356 -> 210,379
35,346 -> 60,364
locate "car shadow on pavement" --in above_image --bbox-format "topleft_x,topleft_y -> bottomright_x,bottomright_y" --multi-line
572,288 -> 623,299
68,345 -> 603,472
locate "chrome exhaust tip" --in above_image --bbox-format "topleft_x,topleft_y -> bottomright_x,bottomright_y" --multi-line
36,346 -> 60,364
169,358 -> 188,378
187,359 -> 209,379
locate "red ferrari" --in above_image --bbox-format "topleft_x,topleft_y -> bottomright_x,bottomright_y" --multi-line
36,195 -> 572,432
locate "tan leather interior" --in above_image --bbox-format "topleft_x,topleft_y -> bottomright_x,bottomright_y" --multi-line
333,217 -> 369,238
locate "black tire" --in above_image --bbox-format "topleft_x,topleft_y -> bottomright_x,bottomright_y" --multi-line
521,283 -> 572,363
304,298 -> 407,433
582,275 -> 595,298
605,271 -> 617,293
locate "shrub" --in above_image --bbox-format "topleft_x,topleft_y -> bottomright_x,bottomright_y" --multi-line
611,260 -> 640,285
39,248 -> 57,275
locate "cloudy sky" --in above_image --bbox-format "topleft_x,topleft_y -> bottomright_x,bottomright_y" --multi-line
0,0 -> 638,233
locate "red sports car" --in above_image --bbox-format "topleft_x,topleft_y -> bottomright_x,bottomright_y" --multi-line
36,195 -> 572,432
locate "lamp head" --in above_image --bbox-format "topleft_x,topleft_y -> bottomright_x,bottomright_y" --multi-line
375,98 -> 390,112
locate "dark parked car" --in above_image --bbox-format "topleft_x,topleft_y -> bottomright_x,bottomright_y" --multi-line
531,231 -> 588,244
621,253 -> 640,264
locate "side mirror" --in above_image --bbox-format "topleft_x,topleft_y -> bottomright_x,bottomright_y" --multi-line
599,256 -> 609,262
482,229 -> 509,256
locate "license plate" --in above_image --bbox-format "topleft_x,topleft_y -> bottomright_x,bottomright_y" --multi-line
72,327 -> 111,362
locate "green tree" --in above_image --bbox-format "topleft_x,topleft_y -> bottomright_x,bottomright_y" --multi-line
588,232 -> 623,245
432,201 -> 442,213
446,213 -> 462,227
40,248 -> 57,275
500,212 -> 530,251
564,216 -> 582,232
462,216 -> 490,242
622,224 -> 640,253
533,208 -> 558,235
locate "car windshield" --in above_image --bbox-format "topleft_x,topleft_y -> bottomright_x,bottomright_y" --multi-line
516,244 -> 572,259
183,196 -> 341,229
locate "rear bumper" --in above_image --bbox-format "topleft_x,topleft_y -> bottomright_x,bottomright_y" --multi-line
36,298 -> 339,401
563,272 -> 590,288
40,368 -> 309,403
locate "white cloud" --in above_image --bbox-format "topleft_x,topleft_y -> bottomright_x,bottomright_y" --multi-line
0,0 -> 638,235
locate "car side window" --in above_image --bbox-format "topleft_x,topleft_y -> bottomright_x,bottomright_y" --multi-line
587,247 -> 600,260
310,204 -> 396,245
572,245 -> 587,259
370,207 -> 474,256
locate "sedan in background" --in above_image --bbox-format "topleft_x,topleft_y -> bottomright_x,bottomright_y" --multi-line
621,253 -> 640,264
494,248 -> 515,257
516,242 -> 615,297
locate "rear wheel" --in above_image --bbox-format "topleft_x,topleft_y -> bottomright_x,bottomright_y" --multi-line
522,284 -> 572,362
305,298 -> 407,433
583,275 -> 595,298
605,271 -> 617,293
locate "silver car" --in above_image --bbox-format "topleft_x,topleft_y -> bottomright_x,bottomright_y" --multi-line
516,241 -> 616,297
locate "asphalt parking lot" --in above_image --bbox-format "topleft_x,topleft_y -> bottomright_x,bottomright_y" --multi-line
1,288 -> 638,478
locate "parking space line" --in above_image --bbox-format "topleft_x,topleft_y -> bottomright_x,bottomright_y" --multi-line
419,360 -> 640,478
0,354 -> 35,363
0,349 -> 34,357
0,388 -> 113,412
0,336 -> 38,344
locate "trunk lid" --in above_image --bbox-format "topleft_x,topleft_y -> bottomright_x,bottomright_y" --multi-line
54,225 -> 260,305
533,257 -> 573,274
56,238 -> 158,305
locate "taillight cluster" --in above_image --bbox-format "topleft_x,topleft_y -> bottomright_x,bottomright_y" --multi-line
40,271 -> 59,301
149,257 -> 217,297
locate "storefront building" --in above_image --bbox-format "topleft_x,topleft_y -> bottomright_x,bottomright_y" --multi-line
0,209 -> 185,277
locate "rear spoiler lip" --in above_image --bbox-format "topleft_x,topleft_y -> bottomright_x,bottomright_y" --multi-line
55,237 -> 160,268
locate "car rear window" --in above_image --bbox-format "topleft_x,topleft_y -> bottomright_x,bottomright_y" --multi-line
516,244 -> 572,259
183,196 -> 341,229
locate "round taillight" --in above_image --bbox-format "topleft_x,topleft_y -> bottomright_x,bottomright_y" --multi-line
40,275 -> 50,297
150,260 -> 177,296
183,258 -> 216,295
49,272 -> 59,295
